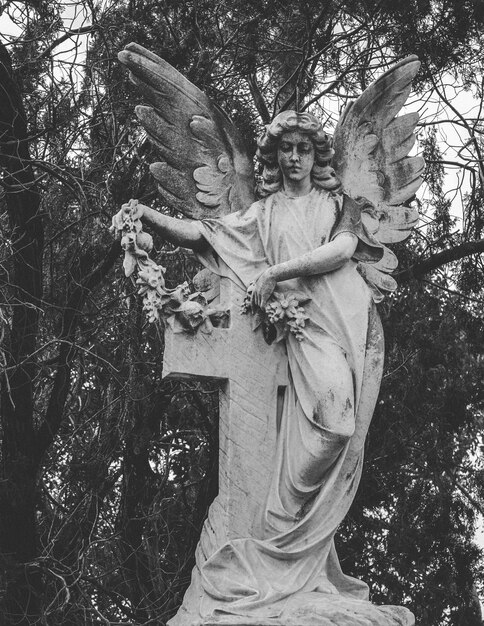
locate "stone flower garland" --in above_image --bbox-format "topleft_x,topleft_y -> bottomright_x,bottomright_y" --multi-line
242,285 -> 309,342
110,200 -> 229,331
111,200 -> 308,339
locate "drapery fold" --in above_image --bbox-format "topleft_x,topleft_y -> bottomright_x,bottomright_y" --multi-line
185,188 -> 383,620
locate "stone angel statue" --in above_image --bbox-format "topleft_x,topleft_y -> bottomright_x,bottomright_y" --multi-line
113,43 -> 424,626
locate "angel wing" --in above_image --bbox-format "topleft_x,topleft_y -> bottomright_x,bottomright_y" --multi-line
332,56 -> 424,301
118,43 -> 255,219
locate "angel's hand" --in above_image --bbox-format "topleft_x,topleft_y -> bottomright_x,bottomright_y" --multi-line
111,199 -> 145,234
251,267 -> 277,310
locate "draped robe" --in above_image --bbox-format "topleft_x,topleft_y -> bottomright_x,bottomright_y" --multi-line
169,187 -> 412,625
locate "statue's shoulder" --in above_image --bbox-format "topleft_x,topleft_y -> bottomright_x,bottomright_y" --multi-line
213,197 -> 266,229
239,195 -> 271,217
253,191 -> 283,212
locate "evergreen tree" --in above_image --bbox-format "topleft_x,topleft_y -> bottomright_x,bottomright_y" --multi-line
0,1 -> 483,623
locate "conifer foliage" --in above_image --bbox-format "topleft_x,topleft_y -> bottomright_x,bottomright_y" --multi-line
0,1 -> 483,623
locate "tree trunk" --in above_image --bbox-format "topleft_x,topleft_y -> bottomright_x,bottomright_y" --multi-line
0,42 -> 44,623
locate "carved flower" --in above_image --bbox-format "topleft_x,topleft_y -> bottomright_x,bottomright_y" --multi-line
266,301 -> 284,323
121,232 -> 137,251
242,285 -> 311,342
171,282 -> 191,303
161,282 -> 191,312
136,231 -> 154,252
111,199 -> 144,237
241,283 -> 255,313
138,270 -> 160,289
111,198 -> 232,331
273,292 -> 299,316
179,300 -> 204,315
176,300 -> 206,331
287,308 -> 309,341
142,290 -> 163,323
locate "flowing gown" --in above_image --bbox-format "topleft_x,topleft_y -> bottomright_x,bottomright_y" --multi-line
175,187 -> 390,622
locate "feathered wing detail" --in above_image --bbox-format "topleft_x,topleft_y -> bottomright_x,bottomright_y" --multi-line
332,56 -> 424,299
118,43 -> 255,219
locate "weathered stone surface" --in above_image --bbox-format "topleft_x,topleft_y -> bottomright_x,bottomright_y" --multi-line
164,278 -> 288,542
204,593 -> 414,626
164,187 -> 407,625
117,46 -> 424,625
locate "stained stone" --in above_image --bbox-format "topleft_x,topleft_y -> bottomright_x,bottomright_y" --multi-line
115,46 -> 423,625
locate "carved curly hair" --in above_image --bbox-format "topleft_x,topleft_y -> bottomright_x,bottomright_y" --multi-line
256,110 -> 340,197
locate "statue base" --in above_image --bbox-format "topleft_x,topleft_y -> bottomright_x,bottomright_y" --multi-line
202,592 -> 414,626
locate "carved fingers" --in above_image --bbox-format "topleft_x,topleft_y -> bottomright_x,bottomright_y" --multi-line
251,268 -> 277,310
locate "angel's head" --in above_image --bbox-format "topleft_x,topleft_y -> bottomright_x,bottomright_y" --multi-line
256,111 -> 339,196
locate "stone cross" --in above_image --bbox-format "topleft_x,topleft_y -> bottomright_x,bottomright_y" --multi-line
163,276 -> 288,544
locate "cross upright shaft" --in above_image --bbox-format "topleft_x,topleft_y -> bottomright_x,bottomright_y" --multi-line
163,277 -> 288,543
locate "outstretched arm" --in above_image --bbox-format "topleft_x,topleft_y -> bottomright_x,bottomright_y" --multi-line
251,233 -> 358,308
138,203 -> 208,252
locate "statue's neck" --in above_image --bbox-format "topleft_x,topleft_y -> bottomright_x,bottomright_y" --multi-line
282,177 -> 312,197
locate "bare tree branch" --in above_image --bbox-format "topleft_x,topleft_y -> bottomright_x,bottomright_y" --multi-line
398,238 -> 484,282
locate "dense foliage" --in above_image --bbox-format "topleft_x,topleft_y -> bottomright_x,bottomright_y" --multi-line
0,1 -> 483,624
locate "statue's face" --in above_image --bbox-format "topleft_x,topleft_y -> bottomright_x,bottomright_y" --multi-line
277,131 -> 315,183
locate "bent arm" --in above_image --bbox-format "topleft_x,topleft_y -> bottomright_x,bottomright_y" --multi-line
252,233 -> 358,308
139,204 -> 208,252
271,233 -> 358,282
